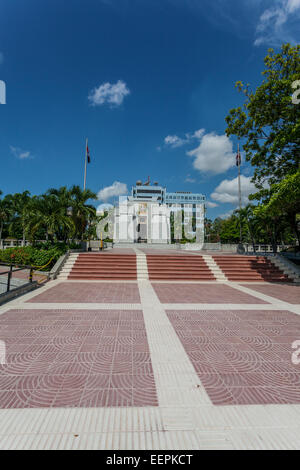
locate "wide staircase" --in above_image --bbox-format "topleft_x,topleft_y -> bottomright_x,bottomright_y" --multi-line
146,255 -> 215,280
212,255 -> 292,282
68,253 -> 137,280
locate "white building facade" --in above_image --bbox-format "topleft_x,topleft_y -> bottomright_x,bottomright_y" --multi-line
97,180 -> 206,245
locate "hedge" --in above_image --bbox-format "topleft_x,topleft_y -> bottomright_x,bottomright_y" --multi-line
0,243 -> 80,271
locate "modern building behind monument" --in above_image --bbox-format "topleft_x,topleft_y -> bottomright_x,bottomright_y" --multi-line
111,178 -> 206,245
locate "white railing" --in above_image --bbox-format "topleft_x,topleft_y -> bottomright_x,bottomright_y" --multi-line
0,239 -> 82,250
203,243 -> 291,253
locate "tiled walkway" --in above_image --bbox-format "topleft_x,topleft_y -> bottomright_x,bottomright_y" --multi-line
28,282 -> 141,304
241,283 -> 300,304
167,309 -> 300,405
0,276 -> 299,449
0,309 -> 157,409
152,283 -> 267,304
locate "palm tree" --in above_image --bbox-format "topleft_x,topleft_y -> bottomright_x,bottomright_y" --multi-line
0,191 -> 12,246
235,205 -> 258,253
24,195 -> 74,242
6,191 -> 31,244
69,185 -> 97,240
46,187 -> 73,241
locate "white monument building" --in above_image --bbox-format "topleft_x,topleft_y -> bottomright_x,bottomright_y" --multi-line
98,178 -> 206,245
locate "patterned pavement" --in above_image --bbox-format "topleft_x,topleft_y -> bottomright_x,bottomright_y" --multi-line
152,283 -> 268,304
28,282 -> 141,304
241,283 -> 300,304
0,274 -> 299,449
0,309 -> 157,409
167,309 -> 300,405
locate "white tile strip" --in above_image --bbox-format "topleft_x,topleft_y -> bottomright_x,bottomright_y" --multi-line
134,249 -> 149,281
202,255 -> 227,281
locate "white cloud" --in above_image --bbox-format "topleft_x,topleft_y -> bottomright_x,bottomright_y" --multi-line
10,146 -> 32,160
185,175 -> 196,183
97,181 -> 128,201
206,201 -> 218,208
96,203 -> 114,214
255,0 -> 300,46
88,80 -> 130,107
187,132 -> 236,174
164,135 -> 186,148
211,175 -> 256,205
219,209 -> 235,220
163,128 -> 205,149
287,0 -> 300,13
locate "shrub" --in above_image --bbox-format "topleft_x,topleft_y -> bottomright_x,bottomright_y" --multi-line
0,242 -> 80,270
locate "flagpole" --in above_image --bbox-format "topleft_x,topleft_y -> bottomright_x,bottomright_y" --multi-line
237,142 -> 245,254
84,138 -> 88,191
238,143 -> 242,242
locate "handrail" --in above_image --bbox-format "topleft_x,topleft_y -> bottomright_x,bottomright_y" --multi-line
0,261 -> 36,270
0,259 -> 51,292
0,257 -> 53,270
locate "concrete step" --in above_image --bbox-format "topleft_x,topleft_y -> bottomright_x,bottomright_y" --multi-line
149,275 -> 216,279
69,253 -> 138,280
68,274 -> 137,280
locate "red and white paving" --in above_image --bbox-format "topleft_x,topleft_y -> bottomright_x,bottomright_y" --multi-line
0,251 -> 299,449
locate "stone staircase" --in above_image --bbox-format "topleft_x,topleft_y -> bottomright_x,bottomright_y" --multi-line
58,252 -> 296,283
146,254 -> 216,280
271,254 -> 300,283
58,253 -> 79,280
66,253 -> 137,280
212,255 -> 292,282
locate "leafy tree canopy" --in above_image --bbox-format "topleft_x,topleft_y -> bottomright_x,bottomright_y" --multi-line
225,43 -> 300,198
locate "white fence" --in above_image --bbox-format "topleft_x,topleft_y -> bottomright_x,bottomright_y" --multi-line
0,239 -> 292,253
185,243 -> 291,253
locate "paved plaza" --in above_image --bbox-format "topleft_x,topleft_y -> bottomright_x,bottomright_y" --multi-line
0,263 -> 299,449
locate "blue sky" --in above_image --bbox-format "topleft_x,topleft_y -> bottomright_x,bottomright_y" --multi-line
0,0 -> 299,219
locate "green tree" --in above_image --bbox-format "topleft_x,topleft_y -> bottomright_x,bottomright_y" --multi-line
219,215 -> 245,244
225,43 -> 300,198
0,191 -> 12,242
257,171 -> 300,246
69,185 -> 97,240
24,194 -> 74,242
7,191 -> 31,243
234,205 -> 261,252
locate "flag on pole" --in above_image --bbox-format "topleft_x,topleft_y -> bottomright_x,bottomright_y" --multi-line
236,150 -> 241,167
86,143 -> 91,164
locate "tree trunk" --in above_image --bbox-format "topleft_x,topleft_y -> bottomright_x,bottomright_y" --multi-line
272,242 -> 278,253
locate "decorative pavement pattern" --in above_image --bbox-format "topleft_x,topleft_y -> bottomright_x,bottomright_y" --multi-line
152,283 -> 268,304
27,282 -> 141,304
167,309 -> 300,405
241,283 -> 300,305
0,308 -> 157,409
0,272 -> 299,449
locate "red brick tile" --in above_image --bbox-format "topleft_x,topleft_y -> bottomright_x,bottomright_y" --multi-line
153,283 -> 268,304
27,282 -> 140,303
167,309 -> 300,405
0,309 -> 157,409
